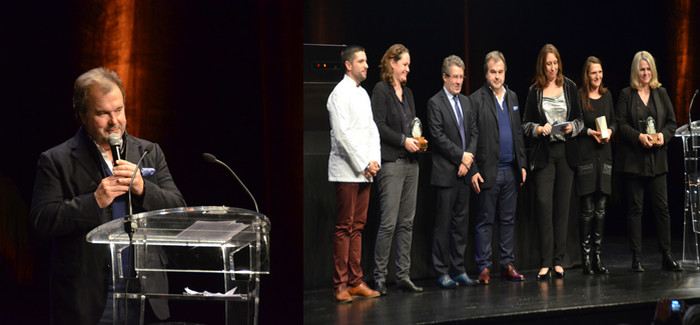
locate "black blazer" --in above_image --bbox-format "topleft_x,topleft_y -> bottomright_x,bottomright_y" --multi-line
615,86 -> 676,176
522,77 -> 583,171
30,127 -> 186,325
427,88 -> 478,187
372,80 -> 417,162
470,83 -> 526,188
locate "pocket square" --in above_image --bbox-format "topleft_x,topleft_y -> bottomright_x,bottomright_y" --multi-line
141,168 -> 156,176
513,106 -> 519,111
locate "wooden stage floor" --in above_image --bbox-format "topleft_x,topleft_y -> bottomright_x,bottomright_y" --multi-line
304,236 -> 700,324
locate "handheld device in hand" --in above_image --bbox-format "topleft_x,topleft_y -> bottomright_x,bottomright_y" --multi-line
671,300 -> 682,313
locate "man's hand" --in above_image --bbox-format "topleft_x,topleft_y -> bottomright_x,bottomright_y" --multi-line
404,138 -> 420,153
113,159 -> 144,195
364,161 -> 380,178
94,176 -> 130,208
471,172 -> 483,193
521,168 -> 527,186
462,152 -> 474,169
458,163 -> 468,178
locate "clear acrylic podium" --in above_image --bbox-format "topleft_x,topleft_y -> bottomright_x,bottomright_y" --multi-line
676,122 -> 700,266
87,206 -> 270,325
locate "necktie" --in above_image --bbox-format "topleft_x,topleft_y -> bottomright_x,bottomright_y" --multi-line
454,96 -> 466,151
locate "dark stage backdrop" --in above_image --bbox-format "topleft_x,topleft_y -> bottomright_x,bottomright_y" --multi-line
0,1 -> 302,324
303,0 -> 700,290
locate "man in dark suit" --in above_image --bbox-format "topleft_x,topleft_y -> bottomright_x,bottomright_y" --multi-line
469,51 -> 527,284
427,55 -> 478,289
30,67 -> 186,324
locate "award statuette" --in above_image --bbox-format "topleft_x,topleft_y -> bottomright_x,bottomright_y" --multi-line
410,117 -> 428,151
595,116 -> 609,139
645,116 -> 662,145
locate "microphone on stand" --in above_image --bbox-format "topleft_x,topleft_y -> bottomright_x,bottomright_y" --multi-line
689,89 -> 699,127
124,143 -> 155,238
689,89 -> 699,148
108,133 -> 122,164
203,153 -> 259,213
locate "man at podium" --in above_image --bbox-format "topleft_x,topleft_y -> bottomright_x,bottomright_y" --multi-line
30,67 -> 186,325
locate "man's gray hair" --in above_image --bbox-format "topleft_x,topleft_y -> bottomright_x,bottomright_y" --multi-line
441,55 -> 465,76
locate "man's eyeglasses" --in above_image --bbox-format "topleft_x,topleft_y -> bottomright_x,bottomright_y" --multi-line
446,74 -> 465,80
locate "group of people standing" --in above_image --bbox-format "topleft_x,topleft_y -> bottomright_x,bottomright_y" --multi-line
326,42 -> 682,303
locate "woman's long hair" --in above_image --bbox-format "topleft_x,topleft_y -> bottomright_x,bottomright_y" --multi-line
379,44 -> 409,86
535,44 -> 563,90
579,56 -> 608,112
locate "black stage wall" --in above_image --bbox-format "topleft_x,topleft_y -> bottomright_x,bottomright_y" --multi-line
0,1 -> 302,324
303,0 -> 700,291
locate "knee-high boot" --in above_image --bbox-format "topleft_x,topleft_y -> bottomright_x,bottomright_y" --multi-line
580,197 -> 594,275
592,206 -> 609,274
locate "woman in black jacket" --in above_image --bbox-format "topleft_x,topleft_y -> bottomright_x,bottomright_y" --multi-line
576,56 -> 614,275
615,51 -> 682,272
370,44 -> 423,294
522,44 -> 583,280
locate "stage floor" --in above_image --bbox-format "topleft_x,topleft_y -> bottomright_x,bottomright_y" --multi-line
303,236 -> 700,324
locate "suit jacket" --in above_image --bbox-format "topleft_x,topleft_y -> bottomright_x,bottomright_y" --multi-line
470,83 -> 526,188
522,77 -> 583,171
615,86 -> 676,176
371,80 -> 417,162
30,127 -> 186,325
427,88 -> 478,187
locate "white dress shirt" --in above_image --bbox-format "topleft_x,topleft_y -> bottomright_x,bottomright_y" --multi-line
327,74 -> 381,182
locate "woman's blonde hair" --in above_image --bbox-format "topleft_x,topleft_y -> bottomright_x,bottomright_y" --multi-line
630,50 -> 661,90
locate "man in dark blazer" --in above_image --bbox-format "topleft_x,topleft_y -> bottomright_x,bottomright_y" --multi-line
427,55 -> 478,289
469,51 -> 527,284
30,67 -> 186,325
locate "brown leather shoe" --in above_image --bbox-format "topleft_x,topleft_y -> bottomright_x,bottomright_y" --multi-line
478,268 -> 490,285
348,282 -> 380,298
501,265 -> 525,281
335,286 -> 353,303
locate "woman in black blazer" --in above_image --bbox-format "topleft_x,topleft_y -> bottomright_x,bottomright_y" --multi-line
370,44 -> 423,294
615,50 -> 682,272
522,44 -> 583,280
576,56 -> 615,275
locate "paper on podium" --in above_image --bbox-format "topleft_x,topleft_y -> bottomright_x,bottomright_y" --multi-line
184,287 -> 238,297
551,122 -> 571,136
176,220 -> 248,242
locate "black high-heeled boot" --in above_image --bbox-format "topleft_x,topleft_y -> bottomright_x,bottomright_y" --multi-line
632,252 -> 644,272
580,198 -> 594,275
592,207 -> 609,274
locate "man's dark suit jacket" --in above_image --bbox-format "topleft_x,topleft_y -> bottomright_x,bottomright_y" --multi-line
470,83 -> 527,188
30,127 -> 186,325
427,88 -> 478,187
372,80 -> 417,162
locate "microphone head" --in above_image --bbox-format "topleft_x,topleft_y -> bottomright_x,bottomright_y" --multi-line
202,153 -> 217,163
108,133 -> 121,146
144,143 -> 155,153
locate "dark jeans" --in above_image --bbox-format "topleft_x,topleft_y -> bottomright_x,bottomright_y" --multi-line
474,168 -> 518,272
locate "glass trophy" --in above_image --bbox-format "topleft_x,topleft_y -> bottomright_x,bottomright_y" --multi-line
645,116 -> 662,144
410,117 -> 428,151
